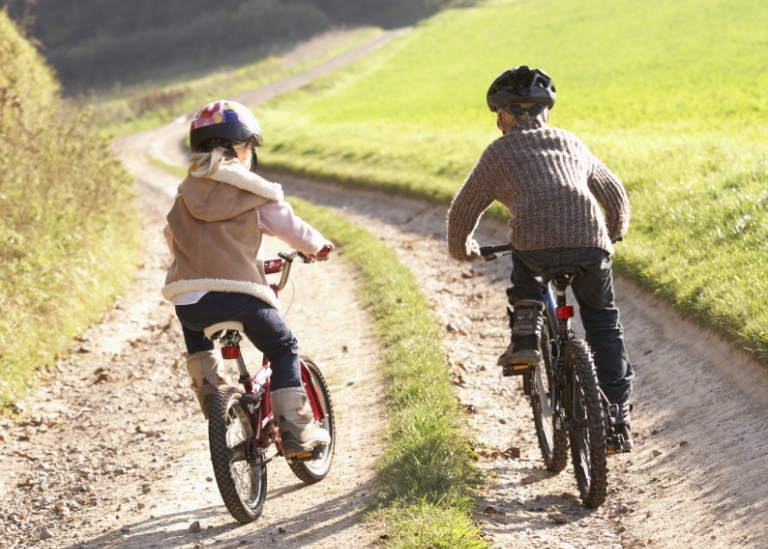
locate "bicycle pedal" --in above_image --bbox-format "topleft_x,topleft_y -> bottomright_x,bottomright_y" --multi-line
503,363 -> 535,376
606,435 -> 632,455
292,447 -> 323,461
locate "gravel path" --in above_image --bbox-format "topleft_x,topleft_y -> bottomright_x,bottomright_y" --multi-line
0,136 -> 387,549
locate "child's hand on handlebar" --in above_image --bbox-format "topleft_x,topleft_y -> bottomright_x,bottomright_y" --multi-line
307,241 -> 334,262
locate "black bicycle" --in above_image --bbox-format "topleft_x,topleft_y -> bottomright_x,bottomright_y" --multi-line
480,243 -> 627,508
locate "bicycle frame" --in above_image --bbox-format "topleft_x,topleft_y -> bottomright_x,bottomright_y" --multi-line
478,244 -> 579,428
213,251 -> 327,457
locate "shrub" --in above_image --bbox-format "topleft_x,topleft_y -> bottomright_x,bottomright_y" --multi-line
0,11 -> 141,408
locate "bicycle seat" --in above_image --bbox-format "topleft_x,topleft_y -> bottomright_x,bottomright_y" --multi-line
542,265 -> 585,284
204,321 -> 244,340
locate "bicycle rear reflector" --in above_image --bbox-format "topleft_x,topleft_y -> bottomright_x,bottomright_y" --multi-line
221,347 -> 240,360
556,306 -> 575,320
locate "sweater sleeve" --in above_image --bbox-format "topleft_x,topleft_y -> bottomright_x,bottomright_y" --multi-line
258,200 -> 326,254
587,157 -> 630,242
447,148 -> 498,261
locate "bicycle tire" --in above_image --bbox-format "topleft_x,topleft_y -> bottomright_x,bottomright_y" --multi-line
529,317 -> 569,473
286,356 -> 336,484
563,339 -> 607,508
209,385 -> 268,523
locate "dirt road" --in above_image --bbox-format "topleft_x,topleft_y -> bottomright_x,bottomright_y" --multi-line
3,24 -> 768,549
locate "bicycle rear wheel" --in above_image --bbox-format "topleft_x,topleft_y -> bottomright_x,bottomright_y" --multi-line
286,356 -> 336,484
563,339 -> 607,508
529,317 -> 568,473
209,385 -> 268,523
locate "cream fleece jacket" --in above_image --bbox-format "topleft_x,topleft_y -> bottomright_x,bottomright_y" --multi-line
162,161 -> 325,309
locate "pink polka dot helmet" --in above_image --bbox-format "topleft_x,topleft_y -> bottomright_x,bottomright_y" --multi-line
189,100 -> 263,152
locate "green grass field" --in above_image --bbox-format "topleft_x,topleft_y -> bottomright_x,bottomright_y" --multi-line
253,0 -> 768,362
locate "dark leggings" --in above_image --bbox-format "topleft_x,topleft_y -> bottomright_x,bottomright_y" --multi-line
174,292 -> 301,390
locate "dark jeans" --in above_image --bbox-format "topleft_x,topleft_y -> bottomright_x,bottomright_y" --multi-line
174,292 -> 301,390
507,247 -> 634,405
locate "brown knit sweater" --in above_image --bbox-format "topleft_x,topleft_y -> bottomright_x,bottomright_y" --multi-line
447,125 -> 629,261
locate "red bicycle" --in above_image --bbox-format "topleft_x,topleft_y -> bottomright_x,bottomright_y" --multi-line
202,251 -> 335,523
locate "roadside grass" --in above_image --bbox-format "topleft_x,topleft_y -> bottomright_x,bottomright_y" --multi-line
250,0 -> 768,362
289,197 -> 488,547
0,13 -> 141,410
91,27 -> 382,139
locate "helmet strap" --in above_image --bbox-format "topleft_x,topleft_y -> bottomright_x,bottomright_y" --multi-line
250,148 -> 259,173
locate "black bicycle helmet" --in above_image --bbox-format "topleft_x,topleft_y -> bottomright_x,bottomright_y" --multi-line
486,66 -> 556,116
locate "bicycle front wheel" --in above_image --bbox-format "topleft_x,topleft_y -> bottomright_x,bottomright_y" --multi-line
286,356 -> 336,484
209,385 -> 268,523
563,339 -> 607,508
529,316 -> 568,473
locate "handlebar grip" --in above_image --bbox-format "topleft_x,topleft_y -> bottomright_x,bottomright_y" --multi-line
478,243 -> 512,257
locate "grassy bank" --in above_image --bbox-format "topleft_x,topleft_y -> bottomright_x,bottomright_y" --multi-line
290,198 -> 488,547
0,12 -> 141,409
249,0 -> 768,362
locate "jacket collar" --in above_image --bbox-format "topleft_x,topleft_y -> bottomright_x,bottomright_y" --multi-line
211,162 -> 284,202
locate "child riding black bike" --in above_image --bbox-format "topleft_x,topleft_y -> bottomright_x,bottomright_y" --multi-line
162,100 -> 334,457
446,66 -> 634,450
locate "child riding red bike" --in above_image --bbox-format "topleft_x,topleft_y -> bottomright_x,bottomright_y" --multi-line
162,100 -> 334,457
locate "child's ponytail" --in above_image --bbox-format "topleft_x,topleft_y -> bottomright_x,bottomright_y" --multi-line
188,138 -> 250,178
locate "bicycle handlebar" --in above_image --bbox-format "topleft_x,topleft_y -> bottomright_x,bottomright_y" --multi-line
271,250 -> 311,291
478,237 -> 622,261
478,243 -> 512,261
